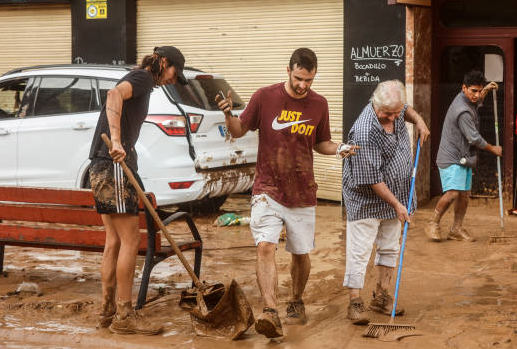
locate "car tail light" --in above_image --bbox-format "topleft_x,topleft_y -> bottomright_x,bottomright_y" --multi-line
146,114 -> 203,136
195,74 -> 213,80
169,181 -> 195,190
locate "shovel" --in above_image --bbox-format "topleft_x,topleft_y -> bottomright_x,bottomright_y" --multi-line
484,54 -> 517,244
101,134 -> 254,339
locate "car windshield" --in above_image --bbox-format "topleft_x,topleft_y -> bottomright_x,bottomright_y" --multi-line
165,76 -> 245,111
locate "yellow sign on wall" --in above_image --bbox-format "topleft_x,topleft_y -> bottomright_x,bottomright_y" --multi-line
86,0 -> 107,20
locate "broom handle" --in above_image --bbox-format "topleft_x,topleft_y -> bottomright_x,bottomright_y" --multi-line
391,138 -> 421,321
101,134 -> 203,289
493,90 -> 504,231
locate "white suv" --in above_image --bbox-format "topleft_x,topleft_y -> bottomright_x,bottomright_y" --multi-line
0,64 -> 257,210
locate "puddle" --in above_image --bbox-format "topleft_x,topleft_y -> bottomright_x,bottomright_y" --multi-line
33,251 -> 81,262
139,259 -> 184,280
0,343 -> 74,349
34,265 -> 84,274
32,321 -> 92,334
2,316 -> 92,335
3,248 -> 100,276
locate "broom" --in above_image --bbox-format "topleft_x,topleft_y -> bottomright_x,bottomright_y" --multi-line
487,88 -> 516,244
364,138 -> 421,339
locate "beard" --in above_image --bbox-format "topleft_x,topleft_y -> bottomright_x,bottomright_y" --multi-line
289,78 -> 309,96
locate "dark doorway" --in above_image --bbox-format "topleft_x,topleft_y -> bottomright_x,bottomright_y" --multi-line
432,1 -> 516,201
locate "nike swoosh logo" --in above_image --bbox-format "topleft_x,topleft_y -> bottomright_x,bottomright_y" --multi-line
271,116 -> 312,130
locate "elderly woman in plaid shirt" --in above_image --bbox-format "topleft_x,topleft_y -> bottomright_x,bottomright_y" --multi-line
342,80 -> 430,325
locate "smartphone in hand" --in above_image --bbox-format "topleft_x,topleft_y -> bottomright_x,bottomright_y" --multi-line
218,90 -> 232,116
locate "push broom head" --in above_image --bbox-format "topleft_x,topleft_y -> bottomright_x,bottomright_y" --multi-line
364,322 -> 416,339
487,236 -> 517,244
487,229 -> 517,245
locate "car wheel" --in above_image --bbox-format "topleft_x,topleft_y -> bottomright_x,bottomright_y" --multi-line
178,195 -> 228,214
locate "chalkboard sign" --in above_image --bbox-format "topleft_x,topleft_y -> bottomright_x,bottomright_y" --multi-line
344,0 -> 406,139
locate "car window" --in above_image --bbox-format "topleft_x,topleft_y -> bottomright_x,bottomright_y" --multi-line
0,78 -> 29,119
165,77 -> 245,111
98,79 -> 117,107
32,77 -> 97,117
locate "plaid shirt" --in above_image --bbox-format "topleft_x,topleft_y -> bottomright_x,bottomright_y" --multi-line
342,103 -> 416,221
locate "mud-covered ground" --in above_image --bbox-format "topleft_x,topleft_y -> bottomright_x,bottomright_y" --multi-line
1,194 -> 517,348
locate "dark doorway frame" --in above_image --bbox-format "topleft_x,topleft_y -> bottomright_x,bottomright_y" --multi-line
432,1 -> 516,197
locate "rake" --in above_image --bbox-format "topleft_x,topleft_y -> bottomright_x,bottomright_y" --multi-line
364,139 -> 422,340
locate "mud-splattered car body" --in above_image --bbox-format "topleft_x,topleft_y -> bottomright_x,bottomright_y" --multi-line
0,64 -> 257,208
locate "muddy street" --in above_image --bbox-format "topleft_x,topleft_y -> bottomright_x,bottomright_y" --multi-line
1,194 -> 517,348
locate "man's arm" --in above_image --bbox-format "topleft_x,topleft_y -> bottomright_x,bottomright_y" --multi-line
215,90 -> 249,138
404,106 -> 430,145
484,143 -> 503,157
480,81 -> 498,101
371,182 -> 410,223
457,112 -> 502,157
106,81 -> 132,162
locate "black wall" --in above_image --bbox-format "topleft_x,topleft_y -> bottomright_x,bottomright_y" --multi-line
72,0 -> 136,65
343,0 -> 406,140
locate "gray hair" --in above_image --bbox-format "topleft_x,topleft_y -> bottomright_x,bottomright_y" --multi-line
370,80 -> 407,110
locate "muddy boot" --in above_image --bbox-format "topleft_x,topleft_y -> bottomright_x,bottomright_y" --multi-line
109,301 -> 163,336
447,227 -> 476,242
424,222 -> 442,242
97,287 -> 116,329
369,290 -> 404,316
347,297 -> 369,325
285,299 -> 306,325
255,307 -> 283,338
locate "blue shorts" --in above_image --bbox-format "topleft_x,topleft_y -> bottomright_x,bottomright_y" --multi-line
439,164 -> 472,192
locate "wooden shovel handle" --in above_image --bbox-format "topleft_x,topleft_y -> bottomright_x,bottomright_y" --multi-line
101,134 -> 202,288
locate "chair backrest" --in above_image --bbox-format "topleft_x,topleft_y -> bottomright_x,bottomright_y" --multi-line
0,186 -> 156,228
0,186 -> 161,251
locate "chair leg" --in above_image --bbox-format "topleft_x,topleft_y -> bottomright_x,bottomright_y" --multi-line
192,246 -> 202,288
137,204 -> 157,310
136,253 -> 155,310
0,245 -> 4,274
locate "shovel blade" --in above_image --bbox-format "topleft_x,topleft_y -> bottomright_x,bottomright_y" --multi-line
179,279 -> 254,340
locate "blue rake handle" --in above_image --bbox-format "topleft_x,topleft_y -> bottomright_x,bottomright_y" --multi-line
390,138 -> 421,320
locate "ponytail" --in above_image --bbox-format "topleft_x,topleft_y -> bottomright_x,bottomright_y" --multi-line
138,52 -> 167,85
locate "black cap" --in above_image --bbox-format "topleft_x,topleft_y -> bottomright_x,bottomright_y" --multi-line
154,46 -> 188,85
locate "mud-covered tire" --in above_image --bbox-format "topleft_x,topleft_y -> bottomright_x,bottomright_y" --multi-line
178,195 -> 228,214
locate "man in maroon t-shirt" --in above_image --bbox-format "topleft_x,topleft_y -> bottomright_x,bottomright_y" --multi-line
217,48 -> 357,338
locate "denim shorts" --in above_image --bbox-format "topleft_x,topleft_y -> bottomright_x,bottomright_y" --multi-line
439,164 -> 472,192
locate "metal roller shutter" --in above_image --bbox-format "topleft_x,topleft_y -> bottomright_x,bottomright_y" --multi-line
0,4 -> 71,75
137,0 -> 343,201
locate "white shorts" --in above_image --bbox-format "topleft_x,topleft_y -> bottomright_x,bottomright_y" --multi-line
343,218 -> 401,289
250,194 -> 315,255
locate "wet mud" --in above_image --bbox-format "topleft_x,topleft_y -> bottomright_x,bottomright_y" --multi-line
1,194 -> 517,348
